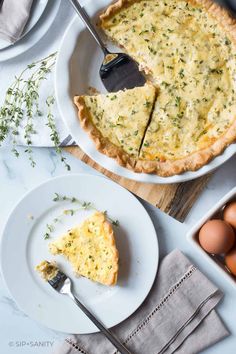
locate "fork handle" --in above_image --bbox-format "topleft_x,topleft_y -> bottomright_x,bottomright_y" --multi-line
68,0 -> 109,55
68,293 -> 132,354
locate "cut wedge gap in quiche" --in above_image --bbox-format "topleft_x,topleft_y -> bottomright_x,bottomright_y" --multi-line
74,83 -> 157,169
49,212 -> 119,286
98,0 -> 236,176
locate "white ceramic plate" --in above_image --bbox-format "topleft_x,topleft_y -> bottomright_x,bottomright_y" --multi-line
0,0 -> 49,50
0,0 -> 60,62
0,174 -> 159,334
55,0 -> 236,184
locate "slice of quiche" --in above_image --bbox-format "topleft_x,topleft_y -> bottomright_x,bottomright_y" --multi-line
49,212 -> 119,286
74,84 -> 156,169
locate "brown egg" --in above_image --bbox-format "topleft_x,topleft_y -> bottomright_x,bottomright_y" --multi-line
225,247 -> 236,276
223,201 -> 236,230
199,219 -> 235,254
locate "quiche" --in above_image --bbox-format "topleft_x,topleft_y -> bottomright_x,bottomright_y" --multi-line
49,212 -> 119,286
74,0 -> 236,176
98,0 -> 236,176
35,260 -> 59,281
74,83 -> 157,168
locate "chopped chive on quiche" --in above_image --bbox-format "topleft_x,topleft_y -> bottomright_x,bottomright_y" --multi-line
48,212 -> 119,286
74,83 -> 157,168
75,0 -> 236,176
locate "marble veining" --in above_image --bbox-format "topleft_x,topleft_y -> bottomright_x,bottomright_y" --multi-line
0,1 -> 235,353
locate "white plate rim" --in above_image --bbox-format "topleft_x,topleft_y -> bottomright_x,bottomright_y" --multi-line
55,0 -> 236,184
0,0 -> 61,62
0,173 -> 159,334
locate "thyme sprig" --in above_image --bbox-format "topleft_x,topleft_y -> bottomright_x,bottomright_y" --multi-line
53,193 -> 93,209
46,96 -> 70,171
43,208 -> 79,240
53,192 -> 119,226
43,193 -> 119,239
44,223 -> 55,240
0,52 -> 70,170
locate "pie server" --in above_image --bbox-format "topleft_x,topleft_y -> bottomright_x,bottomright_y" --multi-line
47,266 -> 132,354
69,0 -> 146,92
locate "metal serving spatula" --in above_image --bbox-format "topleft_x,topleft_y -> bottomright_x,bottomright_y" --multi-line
69,0 -> 146,92
48,266 -> 132,354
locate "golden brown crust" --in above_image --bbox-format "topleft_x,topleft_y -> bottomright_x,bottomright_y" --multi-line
100,0 -> 136,25
103,218 -> 119,285
74,96 -> 236,177
74,96 -> 137,171
135,119 -> 236,176
98,0 -> 236,176
100,0 -> 236,29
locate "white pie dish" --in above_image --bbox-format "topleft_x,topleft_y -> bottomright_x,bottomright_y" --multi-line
55,0 -> 236,184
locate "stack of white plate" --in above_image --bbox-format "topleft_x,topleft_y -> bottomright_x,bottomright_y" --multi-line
0,0 -> 61,61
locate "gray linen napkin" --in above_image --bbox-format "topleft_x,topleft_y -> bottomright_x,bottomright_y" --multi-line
0,0 -> 33,43
53,249 -> 229,354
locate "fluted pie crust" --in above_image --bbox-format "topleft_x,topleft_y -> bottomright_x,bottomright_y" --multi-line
75,0 -> 236,176
74,95 -> 138,170
74,84 -> 157,169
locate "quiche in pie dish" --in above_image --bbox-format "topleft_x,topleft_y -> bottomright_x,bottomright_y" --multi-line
75,0 -> 236,176
49,212 -> 119,286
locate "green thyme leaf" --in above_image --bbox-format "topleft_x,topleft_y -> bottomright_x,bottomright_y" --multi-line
0,52 -> 70,171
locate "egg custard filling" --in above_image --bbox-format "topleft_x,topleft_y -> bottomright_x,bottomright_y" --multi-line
49,212 -> 119,286
35,260 -> 59,281
74,83 -> 157,168
74,0 -> 236,176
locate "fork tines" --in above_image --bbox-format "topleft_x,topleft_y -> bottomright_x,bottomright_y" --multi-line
48,270 -> 67,291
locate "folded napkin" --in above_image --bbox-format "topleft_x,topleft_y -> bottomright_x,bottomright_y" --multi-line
54,250 -> 229,354
0,0 -> 33,43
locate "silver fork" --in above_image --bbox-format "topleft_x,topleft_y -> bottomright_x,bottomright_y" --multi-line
48,268 -> 132,354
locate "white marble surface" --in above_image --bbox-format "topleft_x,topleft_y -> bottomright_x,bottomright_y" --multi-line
0,1 -> 236,354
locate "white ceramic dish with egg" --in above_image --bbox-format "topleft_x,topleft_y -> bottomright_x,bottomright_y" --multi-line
187,187 -> 236,289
